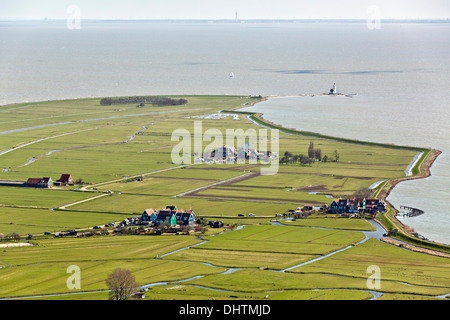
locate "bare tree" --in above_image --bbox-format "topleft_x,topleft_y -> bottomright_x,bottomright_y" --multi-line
308,141 -> 315,159
7,232 -> 21,242
106,268 -> 140,300
314,148 -> 322,161
353,188 -> 373,199
334,150 -> 340,162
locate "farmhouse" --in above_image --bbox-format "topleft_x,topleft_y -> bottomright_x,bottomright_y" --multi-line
141,208 -> 156,222
54,174 -> 74,186
328,198 -> 386,215
26,177 -> 53,188
140,206 -> 196,226
175,209 -> 196,226
154,209 -> 176,225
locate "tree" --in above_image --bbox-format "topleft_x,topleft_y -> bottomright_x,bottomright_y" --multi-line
300,156 -> 314,166
308,141 -> 315,159
323,155 -> 329,163
74,177 -> 85,185
334,150 -> 340,162
7,232 -> 20,242
353,187 -> 373,199
314,148 -> 322,161
100,98 -> 113,106
280,156 -> 289,165
106,268 -> 140,300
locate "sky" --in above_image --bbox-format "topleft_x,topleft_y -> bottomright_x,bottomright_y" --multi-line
1,0 -> 449,20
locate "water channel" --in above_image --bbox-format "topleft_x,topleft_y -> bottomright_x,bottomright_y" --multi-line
3,219 -> 448,300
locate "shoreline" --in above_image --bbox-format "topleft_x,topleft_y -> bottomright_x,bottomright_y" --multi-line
381,149 -> 443,241
232,96 -> 448,251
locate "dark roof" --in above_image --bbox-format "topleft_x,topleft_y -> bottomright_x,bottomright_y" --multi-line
155,212 -> 174,220
175,212 -> 194,220
26,178 -> 41,185
57,174 -> 72,182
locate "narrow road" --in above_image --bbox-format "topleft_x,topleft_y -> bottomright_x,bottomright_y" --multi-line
0,128 -> 96,157
57,193 -> 110,210
0,108 -> 200,136
79,164 -> 192,192
174,171 -> 256,197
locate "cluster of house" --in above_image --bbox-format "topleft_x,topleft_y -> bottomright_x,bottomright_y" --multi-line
121,206 -> 197,227
26,174 -> 74,188
328,198 -> 386,215
198,145 -> 274,164
282,198 -> 386,219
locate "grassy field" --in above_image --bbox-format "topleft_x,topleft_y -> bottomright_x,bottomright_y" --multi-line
0,207 -> 129,235
163,225 -> 365,270
277,216 -> 376,231
289,238 -> 450,289
185,268 -> 448,298
0,186 -> 94,209
0,95 -> 448,300
0,235 -> 224,298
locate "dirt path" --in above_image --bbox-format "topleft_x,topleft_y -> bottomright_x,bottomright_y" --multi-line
0,128 -> 96,157
174,172 -> 257,197
57,193 -> 110,210
79,164 -> 192,192
0,242 -> 34,248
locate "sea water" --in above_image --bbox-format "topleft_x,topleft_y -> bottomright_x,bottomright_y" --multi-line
0,21 -> 449,243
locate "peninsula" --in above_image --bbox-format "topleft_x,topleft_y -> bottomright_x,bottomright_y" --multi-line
0,95 -> 448,301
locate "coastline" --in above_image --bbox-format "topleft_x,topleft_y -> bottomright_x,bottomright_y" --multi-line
381,149 -> 442,201
232,96 -> 448,252
380,149 -> 444,245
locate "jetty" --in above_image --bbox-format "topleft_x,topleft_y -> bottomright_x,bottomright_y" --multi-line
400,205 -> 424,217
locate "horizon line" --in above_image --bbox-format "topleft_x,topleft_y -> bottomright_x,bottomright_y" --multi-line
1,18 -> 449,23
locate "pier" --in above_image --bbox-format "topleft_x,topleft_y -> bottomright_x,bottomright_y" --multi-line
400,205 -> 424,217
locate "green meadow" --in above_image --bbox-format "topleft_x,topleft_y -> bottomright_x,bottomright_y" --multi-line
163,225 -> 365,269
0,235 -> 222,298
0,95 -> 448,300
0,207 -> 128,235
0,186 -> 93,209
277,216 -> 376,231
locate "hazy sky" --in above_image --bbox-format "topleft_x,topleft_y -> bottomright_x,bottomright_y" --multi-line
1,0 -> 449,20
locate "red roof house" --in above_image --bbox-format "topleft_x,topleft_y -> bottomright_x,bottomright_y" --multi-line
55,174 -> 74,186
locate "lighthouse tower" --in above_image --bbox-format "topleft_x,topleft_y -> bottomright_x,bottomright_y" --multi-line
329,83 -> 337,95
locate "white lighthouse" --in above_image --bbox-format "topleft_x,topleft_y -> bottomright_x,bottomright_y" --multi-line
329,83 -> 337,95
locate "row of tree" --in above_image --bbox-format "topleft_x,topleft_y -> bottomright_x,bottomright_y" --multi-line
0,232 -> 21,242
100,96 -> 188,106
280,141 -> 340,165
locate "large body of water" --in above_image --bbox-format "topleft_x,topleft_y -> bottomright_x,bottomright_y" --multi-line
0,21 -> 449,244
